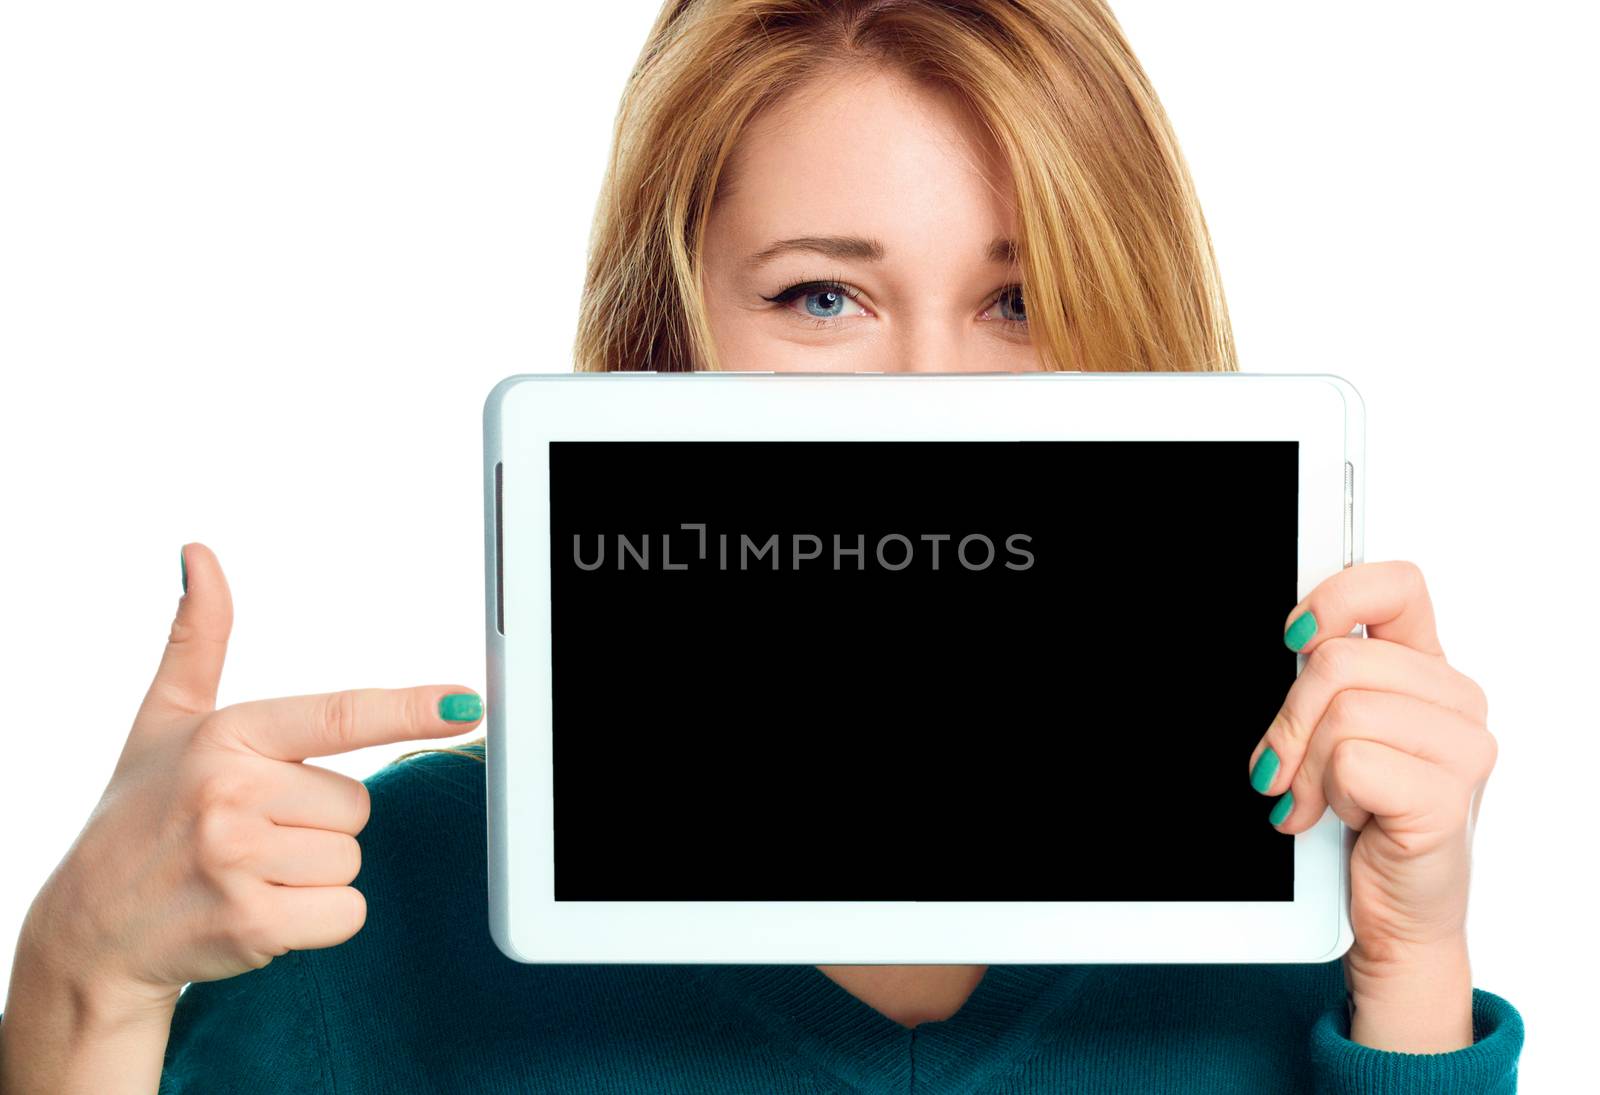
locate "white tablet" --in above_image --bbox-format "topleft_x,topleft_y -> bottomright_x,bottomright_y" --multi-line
482,371 -> 1363,965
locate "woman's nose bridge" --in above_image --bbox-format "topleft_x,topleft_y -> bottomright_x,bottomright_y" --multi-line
878,314 -> 971,373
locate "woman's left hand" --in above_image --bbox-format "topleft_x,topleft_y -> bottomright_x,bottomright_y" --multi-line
1245,559 -> 1496,1053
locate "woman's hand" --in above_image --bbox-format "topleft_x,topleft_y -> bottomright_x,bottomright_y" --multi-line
0,543 -> 483,1095
1245,559 -> 1496,1053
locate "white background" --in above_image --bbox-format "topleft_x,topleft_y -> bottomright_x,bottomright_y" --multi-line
1,1 -> 1594,1086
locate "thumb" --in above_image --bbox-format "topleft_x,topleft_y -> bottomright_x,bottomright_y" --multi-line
139,542 -> 235,723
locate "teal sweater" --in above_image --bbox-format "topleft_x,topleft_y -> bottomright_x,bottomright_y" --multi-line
138,744 -> 1520,1093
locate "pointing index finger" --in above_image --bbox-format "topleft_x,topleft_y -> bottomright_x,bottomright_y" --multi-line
1283,559 -> 1443,659
208,686 -> 484,761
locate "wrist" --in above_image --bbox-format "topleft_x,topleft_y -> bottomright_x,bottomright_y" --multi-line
1345,934 -> 1473,1053
1,927 -> 178,1095
13,888 -> 180,1032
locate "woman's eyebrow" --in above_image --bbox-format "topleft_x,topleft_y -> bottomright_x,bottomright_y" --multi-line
743,235 -> 1016,268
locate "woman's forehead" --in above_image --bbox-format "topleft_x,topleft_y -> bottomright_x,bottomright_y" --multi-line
711,66 -> 1017,262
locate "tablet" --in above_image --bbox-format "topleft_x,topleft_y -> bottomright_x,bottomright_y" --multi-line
482,371 -> 1363,965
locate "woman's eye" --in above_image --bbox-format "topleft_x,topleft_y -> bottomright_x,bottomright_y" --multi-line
985,286 -> 1027,324
763,282 -> 869,323
797,287 -> 866,319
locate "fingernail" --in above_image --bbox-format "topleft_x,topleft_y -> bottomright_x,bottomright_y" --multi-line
1269,791 -> 1294,826
180,546 -> 188,594
1249,746 -> 1280,794
1284,610 -> 1317,652
438,693 -> 483,722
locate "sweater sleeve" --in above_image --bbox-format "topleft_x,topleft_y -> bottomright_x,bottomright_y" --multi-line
1307,987 -> 1523,1094
157,948 -> 332,1094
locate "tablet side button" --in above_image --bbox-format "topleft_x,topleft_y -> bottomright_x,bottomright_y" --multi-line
1343,460 -> 1354,569
495,460 -> 505,635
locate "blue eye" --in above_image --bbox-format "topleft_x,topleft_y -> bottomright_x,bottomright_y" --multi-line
803,289 -> 848,317
762,280 -> 868,322
992,286 -> 1026,323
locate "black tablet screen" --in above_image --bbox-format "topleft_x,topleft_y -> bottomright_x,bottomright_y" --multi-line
546,440 -> 1298,901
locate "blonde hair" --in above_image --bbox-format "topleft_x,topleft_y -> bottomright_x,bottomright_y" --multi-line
576,0 -> 1236,374
398,0 -> 1236,765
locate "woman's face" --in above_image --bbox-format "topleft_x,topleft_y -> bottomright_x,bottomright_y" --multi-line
701,65 -> 1042,373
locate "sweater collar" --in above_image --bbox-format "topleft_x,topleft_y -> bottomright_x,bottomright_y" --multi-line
695,964 -> 1088,1093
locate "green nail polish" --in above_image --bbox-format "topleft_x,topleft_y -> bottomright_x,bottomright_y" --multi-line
438,693 -> 482,722
1284,611 -> 1317,652
1269,791 -> 1294,826
1249,746 -> 1280,794
180,547 -> 187,594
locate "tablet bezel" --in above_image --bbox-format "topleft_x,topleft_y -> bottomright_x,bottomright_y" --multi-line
483,371 -> 1362,964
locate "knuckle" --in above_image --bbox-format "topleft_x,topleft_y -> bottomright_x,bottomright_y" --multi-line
329,887 -> 368,941
196,704 -> 245,746
349,780 -> 372,833
1469,679 -> 1490,723
399,689 -> 425,736
1273,706 -> 1311,748
337,835 -> 363,884
345,887 -> 369,934
1320,579 -> 1355,623
1323,689 -> 1371,732
165,613 -> 202,649
1392,558 -> 1429,601
1306,636 -> 1359,684
214,884 -> 266,943
193,807 -> 254,874
189,766 -> 253,815
227,904 -> 280,962
1477,729 -> 1499,778
147,676 -> 209,720
1328,736 -> 1366,785
321,691 -> 360,751
229,905 -> 268,950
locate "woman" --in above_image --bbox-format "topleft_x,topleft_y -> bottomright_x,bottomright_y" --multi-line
0,1 -> 1523,1091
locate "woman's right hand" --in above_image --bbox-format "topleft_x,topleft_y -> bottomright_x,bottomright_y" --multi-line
0,542 -> 483,1094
